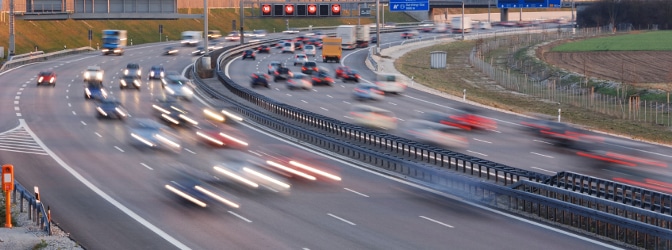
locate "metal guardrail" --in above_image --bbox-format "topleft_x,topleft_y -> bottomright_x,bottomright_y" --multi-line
0,47 -> 95,72
189,43 -> 672,248
11,181 -> 51,234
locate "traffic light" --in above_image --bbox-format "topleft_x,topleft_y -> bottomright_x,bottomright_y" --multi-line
273,4 -> 283,16
319,4 -> 329,16
261,4 -> 272,16
284,4 -> 295,16
331,4 -> 341,16
307,4 -> 317,16
297,4 -> 306,16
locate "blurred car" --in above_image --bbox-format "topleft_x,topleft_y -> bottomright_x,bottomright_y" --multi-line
224,31 -> 241,41
349,104 -> 397,130
268,61 -> 282,74
127,118 -> 182,152
287,73 -> 312,90
420,109 -> 497,131
83,66 -> 104,83
304,45 -> 317,57
96,99 -> 129,120
520,116 -> 602,149
282,28 -> 300,34
311,70 -> 335,86
213,152 -> 292,193
164,46 -> 179,55
370,36 -> 378,44
273,66 -> 293,82
341,69 -> 360,83
250,73 -> 270,88
119,75 -> 142,90
307,39 -> 322,49
295,36 -> 309,43
335,66 -> 350,79
253,29 -> 268,37
375,74 -> 406,94
162,75 -> 195,101
84,81 -> 107,100
401,30 -> 419,39
152,98 -> 199,127
251,144 -> 341,182
37,71 -> 56,87
148,65 -> 165,80
242,49 -> 256,60
192,46 -> 207,56
301,62 -> 318,74
195,121 -> 249,149
293,54 -> 308,66
165,169 -> 239,208
124,63 -> 142,79
257,45 -> 271,53
281,42 -> 295,54
294,42 -> 303,51
352,82 -> 384,101
401,120 -> 468,149
203,108 -> 244,124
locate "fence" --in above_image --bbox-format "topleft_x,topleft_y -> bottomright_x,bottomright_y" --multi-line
11,181 -> 51,234
469,26 -> 672,127
0,47 -> 95,72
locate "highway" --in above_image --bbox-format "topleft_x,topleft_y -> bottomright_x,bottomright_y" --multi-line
0,31 -> 619,249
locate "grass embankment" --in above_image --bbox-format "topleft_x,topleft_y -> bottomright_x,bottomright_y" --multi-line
396,39 -> 672,144
0,8 -> 416,55
552,30 -> 672,52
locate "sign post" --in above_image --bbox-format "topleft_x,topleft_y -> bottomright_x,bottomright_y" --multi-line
2,164 -> 14,228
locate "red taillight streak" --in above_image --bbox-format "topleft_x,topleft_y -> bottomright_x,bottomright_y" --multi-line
439,121 -> 471,131
604,152 -> 667,168
613,178 -> 672,194
576,152 -> 637,167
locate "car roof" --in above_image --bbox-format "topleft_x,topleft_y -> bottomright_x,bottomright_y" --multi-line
151,65 -> 163,69
87,66 -> 101,71
126,63 -> 140,68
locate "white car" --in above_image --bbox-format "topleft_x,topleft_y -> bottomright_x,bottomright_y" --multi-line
401,120 -> 468,149
253,30 -> 268,37
293,54 -> 308,66
304,45 -> 317,57
224,32 -> 241,41
283,28 -> 300,34
375,74 -> 407,94
162,75 -> 194,101
287,73 -> 312,90
281,42 -> 295,54
127,118 -> 182,153
83,66 -> 104,83
349,105 -> 398,130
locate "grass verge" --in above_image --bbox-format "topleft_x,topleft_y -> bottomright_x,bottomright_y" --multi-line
551,30 -> 672,52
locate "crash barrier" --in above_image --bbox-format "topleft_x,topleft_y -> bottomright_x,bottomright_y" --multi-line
9,51 -> 45,60
367,47 -> 378,71
11,181 -> 51,234
0,47 -> 95,72
191,46 -> 672,248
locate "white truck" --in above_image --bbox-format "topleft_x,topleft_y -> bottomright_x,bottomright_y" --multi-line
356,25 -> 370,48
336,25 -> 357,50
451,17 -> 472,33
181,31 -> 203,47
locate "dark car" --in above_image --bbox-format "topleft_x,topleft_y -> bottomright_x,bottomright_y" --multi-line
37,71 -> 56,86
250,73 -> 270,88
341,69 -> 360,83
335,66 -> 350,79
126,118 -> 181,153
120,75 -> 142,90
294,42 -> 303,50
301,62 -> 318,74
165,169 -> 240,208
148,65 -> 165,80
307,39 -> 322,49
84,82 -> 107,100
164,46 -> 178,55
273,67 -> 292,82
124,63 -> 142,79
311,71 -> 335,86
96,99 -> 129,120
242,49 -> 256,60
257,45 -> 271,53
152,98 -> 199,127
195,121 -> 249,149
370,36 -> 378,44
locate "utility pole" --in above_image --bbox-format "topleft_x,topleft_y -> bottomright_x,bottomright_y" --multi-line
461,1 -> 465,40
9,0 -> 15,56
376,0 -> 380,54
204,0 -> 209,55
239,0 -> 244,45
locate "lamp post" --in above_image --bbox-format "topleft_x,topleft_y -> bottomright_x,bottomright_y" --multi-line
376,0 -> 380,53
204,0 -> 209,55
461,1 -> 465,40
239,0 -> 245,45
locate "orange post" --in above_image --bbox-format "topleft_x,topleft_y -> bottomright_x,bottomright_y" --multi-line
2,164 -> 15,228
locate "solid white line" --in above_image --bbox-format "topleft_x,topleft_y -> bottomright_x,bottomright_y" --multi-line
80,121 -> 87,126
344,188 -> 369,197
301,100 -> 308,103
343,101 -> 351,104
419,216 -> 454,228
531,167 -> 556,174
327,213 -> 356,226
72,111 -> 77,115
19,119 -> 191,250
185,148 -> 197,154
140,163 -> 153,170
320,107 -> 328,111
533,139 -> 552,145
466,150 -> 487,157
114,146 -> 124,152
228,211 -> 252,223
95,132 -> 102,137
472,138 -> 492,144
531,152 -> 553,158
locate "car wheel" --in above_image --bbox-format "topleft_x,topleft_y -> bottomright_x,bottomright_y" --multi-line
52,83 -> 56,87
355,79 -> 359,83
266,84 -> 270,89
274,78 -> 278,82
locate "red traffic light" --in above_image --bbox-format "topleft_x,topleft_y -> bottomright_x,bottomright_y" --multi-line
308,4 -> 317,15
331,4 -> 341,16
285,4 -> 294,15
261,4 -> 271,16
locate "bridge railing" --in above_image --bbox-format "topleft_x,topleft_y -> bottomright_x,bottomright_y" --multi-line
11,181 -> 51,234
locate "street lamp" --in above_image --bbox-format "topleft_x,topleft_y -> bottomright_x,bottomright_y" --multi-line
376,0 -> 380,53
204,0 -> 209,55
461,1 -> 465,40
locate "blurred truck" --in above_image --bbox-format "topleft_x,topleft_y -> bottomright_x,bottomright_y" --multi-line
356,25 -> 370,48
336,25 -> 357,50
451,17 -> 472,33
101,30 -> 127,55
181,31 -> 203,46
322,37 -> 342,63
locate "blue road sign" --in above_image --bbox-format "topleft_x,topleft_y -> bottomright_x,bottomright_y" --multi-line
390,0 -> 429,12
497,0 -> 562,8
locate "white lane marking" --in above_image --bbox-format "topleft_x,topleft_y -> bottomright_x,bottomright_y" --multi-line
403,94 -> 521,127
415,110 -> 424,113
19,119 -> 191,249
343,101 -> 351,104
80,121 -> 87,126
531,152 -> 553,158
301,100 -> 308,103
19,88 -> 24,91
228,211 -> 252,223
327,213 -> 356,226
344,188 -> 369,197
66,96 -> 69,99
66,89 -> 69,93
68,103 -> 72,107
14,101 -> 19,104
388,102 -> 397,106
15,96 -> 20,99
114,146 -> 124,152
531,167 -> 556,174
95,132 -> 102,137
533,139 -> 552,145
327,95 -> 333,98
185,148 -> 196,154
14,107 -> 19,111
488,129 -> 501,133
17,91 -> 22,95
472,138 -> 491,144
466,150 -> 487,157
16,113 -> 21,117
420,216 -> 454,228
140,163 -> 153,170
286,93 -> 292,96
72,111 -> 77,115
320,107 -> 328,111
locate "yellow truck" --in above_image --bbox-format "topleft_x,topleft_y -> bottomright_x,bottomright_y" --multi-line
322,37 -> 342,63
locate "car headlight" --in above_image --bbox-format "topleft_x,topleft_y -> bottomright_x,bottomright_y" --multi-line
38,76 -> 44,82
124,69 -> 129,75
137,70 -> 141,76
150,72 -> 155,77
120,80 -> 127,86
115,107 -> 127,117
133,80 -> 140,86
84,72 -> 90,78
165,87 -> 175,95
96,107 -> 108,116
182,87 -> 193,95
160,72 -> 165,77
85,88 -> 91,95
101,89 -> 108,97
49,78 -> 55,83
96,73 -> 103,80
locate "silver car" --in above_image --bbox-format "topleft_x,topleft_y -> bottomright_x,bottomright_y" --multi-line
401,120 -> 468,149
304,45 -> 317,57
162,75 -> 195,101
127,118 -> 182,153
287,73 -> 312,90
293,54 -> 308,66
349,105 -> 398,130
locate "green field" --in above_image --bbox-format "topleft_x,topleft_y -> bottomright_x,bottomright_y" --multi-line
0,8 -> 416,56
551,31 -> 672,52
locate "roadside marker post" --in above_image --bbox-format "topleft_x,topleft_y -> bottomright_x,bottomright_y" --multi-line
2,164 -> 15,228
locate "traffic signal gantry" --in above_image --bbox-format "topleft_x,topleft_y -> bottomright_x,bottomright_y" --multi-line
261,3 -> 341,17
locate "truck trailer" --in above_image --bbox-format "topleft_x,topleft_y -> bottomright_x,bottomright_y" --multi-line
336,25 -> 357,50
181,31 -> 203,46
356,25 -> 370,48
451,17 -> 472,33
101,30 -> 127,56
322,37 -> 343,63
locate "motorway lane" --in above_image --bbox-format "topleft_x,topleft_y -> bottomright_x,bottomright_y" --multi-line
229,30 -> 672,187
0,38 -> 617,249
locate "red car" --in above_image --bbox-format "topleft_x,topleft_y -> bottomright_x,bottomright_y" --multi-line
37,71 -> 57,86
421,110 -> 497,131
335,66 -> 350,79
257,45 -> 271,53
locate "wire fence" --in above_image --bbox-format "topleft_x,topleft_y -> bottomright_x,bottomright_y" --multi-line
469,25 -> 672,126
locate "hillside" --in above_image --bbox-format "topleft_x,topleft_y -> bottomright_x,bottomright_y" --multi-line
0,8 -> 416,56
